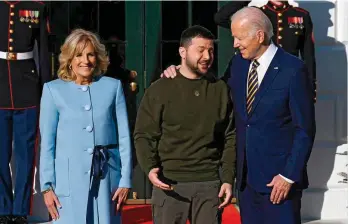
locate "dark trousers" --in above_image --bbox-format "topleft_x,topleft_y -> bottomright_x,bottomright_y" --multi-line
0,108 -> 38,216
152,180 -> 222,224
238,183 -> 302,224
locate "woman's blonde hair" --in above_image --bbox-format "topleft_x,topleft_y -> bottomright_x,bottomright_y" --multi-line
57,29 -> 109,81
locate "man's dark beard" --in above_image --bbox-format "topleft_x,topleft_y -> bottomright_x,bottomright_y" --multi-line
186,59 -> 209,76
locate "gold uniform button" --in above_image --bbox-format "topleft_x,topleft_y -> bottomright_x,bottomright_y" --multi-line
29,25 -> 32,28
278,13 -> 282,16
9,38 -> 13,42
10,4 -> 14,8
9,47 -> 13,51
10,12 -> 14,16
278,27 -> 283,31
9,29 -> 13,34
295,31 -> 299,35
10,21 -> 13,25
32,70 -> 35,73
278,36 -> 282,39
278,20 -> 282,23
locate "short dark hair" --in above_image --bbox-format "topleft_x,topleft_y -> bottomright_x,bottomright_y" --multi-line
180,25 -> 215,48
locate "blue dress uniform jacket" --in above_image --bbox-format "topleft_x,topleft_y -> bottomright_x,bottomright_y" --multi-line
0,1 -> 50,109
215,1 -> 317,96
39,76 -> 132,224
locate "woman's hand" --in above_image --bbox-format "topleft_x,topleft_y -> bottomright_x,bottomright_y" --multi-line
112,187 -> 130,214
43,189 -> 62,221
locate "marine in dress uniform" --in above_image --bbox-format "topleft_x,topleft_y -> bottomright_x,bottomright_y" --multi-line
0,1 -> 50,223
215,1 -> 317,101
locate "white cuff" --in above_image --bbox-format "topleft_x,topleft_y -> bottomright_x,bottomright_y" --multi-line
279,174 -> 294,184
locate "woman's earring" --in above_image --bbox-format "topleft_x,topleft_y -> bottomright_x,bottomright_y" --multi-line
69,65 -> 72,70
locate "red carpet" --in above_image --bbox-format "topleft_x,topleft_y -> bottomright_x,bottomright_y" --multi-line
122,204 -> 241,224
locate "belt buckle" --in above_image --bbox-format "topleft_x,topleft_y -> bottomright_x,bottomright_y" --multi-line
6,52 -> 17,60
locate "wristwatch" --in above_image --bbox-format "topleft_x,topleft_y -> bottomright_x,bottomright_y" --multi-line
42,186 -> 53,194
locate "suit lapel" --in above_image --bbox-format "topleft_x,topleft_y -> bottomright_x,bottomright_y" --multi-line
248,49 -> 283,116
241,59 -> 251,118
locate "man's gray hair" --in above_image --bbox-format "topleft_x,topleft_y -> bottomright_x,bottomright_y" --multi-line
230,7 -> 274,42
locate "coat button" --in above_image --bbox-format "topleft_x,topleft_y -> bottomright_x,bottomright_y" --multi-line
10,12 -> 14,16
10,4 -> 14,8
81,86 -> 88,92
87,148 -> 93,154
10,21 -> 14,25
84,104 -> 91,111
86,126 -> 93,132
278,13 -> 282,16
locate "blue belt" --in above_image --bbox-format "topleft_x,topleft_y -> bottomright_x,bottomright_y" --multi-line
90,144 -> 117,181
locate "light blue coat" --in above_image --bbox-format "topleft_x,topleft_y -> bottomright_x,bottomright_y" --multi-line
39,76 -> 132,224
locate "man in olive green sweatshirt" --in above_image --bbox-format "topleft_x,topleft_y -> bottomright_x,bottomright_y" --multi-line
134,25 -> 236,224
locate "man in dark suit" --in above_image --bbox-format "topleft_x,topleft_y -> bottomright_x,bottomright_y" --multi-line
0,1 -> 51,223
215,1 -> 317,102
227,7 -> 315,223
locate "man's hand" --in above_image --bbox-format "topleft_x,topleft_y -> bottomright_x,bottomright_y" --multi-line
218,183 -> 233,209
43,190 -> 61,221
160,65 -> 181,78
112,187 -> 130,214
148,168 -> 173,191
266,175 -> 292,204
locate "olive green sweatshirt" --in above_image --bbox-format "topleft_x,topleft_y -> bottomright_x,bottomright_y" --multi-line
134,71 -> 236,184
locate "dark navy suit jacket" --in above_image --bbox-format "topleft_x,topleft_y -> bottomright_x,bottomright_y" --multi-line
227,47 -> 316,193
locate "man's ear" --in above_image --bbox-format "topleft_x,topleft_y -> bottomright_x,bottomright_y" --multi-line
179,46 -> 186,59
257,30 -> 265,44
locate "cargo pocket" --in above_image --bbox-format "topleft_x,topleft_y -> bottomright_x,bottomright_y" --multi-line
54,158 -> 70,197
151,187 -> 165,221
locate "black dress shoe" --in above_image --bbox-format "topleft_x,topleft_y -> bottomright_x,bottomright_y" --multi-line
11,216 -> 27,224
0,216 -> 12,224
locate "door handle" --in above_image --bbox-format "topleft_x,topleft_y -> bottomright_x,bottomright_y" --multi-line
130,82 -> 137,92
130,70 -> 137,79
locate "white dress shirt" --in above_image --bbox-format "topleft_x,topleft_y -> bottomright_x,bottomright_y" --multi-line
247,43 -> 294,184
247,42 -> 277,93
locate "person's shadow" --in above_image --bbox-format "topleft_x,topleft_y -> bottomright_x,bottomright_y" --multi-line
294,1 -> 348,222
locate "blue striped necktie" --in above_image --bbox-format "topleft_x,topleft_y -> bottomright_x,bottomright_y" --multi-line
246,60 -> 260,114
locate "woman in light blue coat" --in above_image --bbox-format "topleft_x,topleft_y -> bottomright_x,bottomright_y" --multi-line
39,29 -> 132,224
